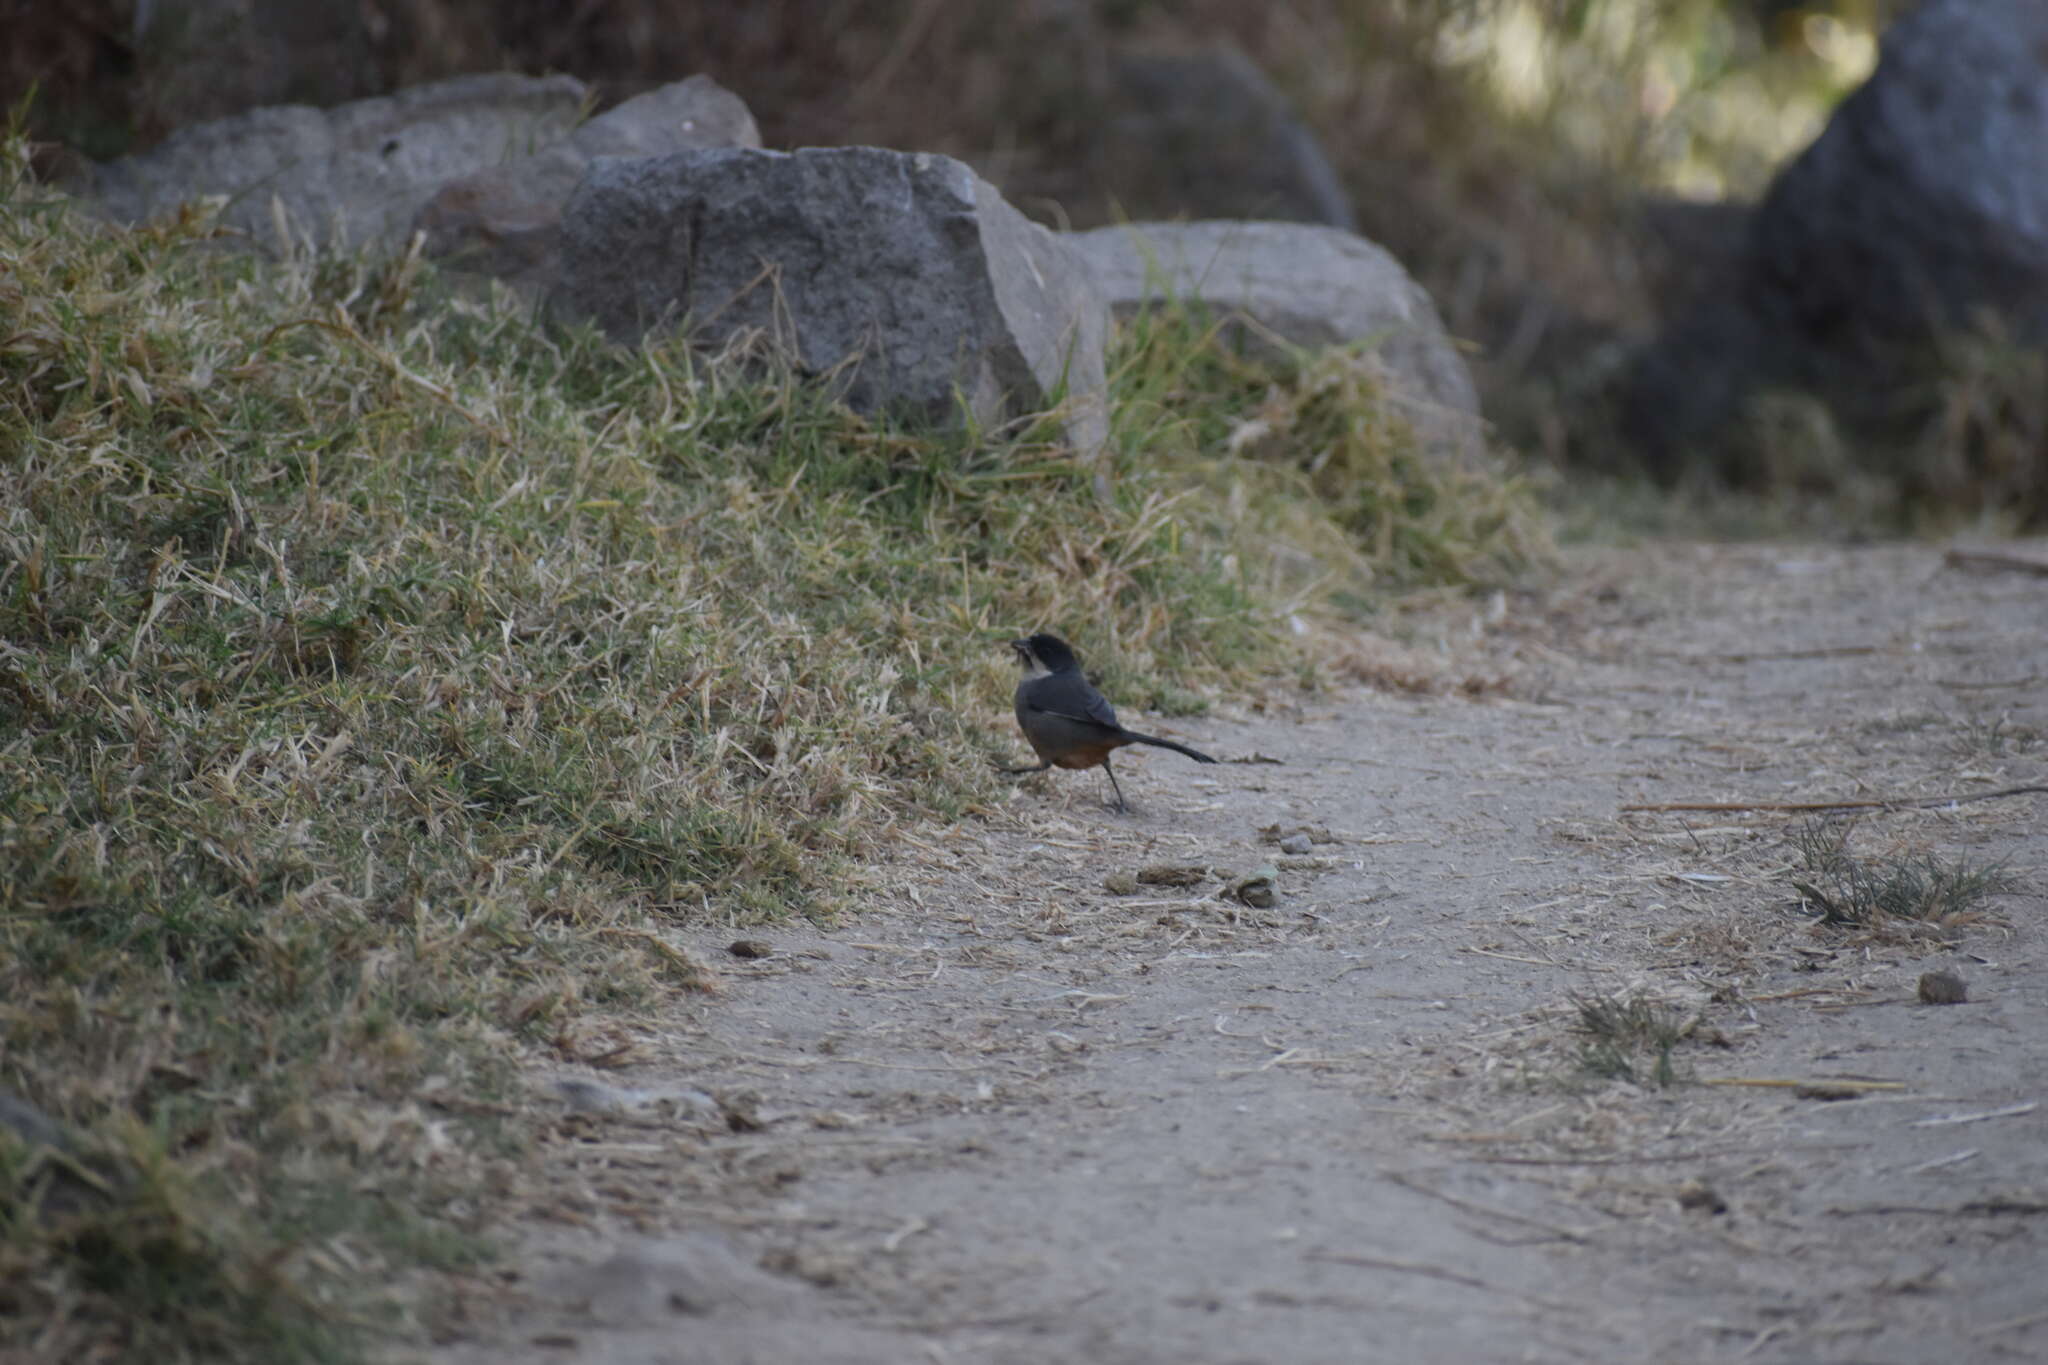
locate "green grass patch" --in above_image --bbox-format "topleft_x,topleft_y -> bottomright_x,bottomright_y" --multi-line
1112,305 -> 1548,604
1789,820 -> 2018,930
0,130 -> 1545,1361
1568,990 -> 1691,1089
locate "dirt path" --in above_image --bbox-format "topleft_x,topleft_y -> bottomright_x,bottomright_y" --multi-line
427,541 -> 2046,1365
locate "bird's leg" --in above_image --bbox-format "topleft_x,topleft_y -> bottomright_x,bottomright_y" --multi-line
997,758 -> 1054,775
1101,754 -> 1129,812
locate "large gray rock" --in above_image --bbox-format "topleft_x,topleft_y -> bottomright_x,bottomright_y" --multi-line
1007,35 -> 1356,234
1067,221 -> 1486,467
552,147 -> 1109,454
1098,43 -> 1357,232
1623,0 -> 2048,465
1752,0 -> 2048,352
66,73 -> 588,251
417,76 -> 761,289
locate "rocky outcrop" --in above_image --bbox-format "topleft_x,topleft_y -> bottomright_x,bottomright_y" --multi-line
64,73 -> 589,252
552,147 -> 1109,455
1088,43 -> 1356,232
417,76 -> 761,290
1067,221 -> 1486,467
1622,0 -> 2048,466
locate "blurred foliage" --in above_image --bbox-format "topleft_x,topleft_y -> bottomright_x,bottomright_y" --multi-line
32,0 -> 2018,523
1434,0 -> 1888,198
13,2 -> 1893,201
8,1 -> 1900,353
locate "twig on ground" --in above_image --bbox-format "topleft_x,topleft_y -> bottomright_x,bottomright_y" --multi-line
1621,785 -> 2048,814
1909,1101 -> 2037,1128
1702,1078 -> 1905,1093
1304,1249 -> 1576,1314
1899,1149 -> 1978,1175
1470,1143 -> 1866,1167
1974,1308 -> 2048,1338
1829,1196 -> 2048,1217
1464,946 -> 1584,969
1944,546 -> 2048,576
1381,1170 -> 1594,1244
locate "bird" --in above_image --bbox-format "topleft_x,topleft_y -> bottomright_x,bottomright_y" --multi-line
1000,632 -> 1217,812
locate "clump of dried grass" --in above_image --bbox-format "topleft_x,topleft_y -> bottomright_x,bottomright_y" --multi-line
1788,820 -> 2018,931
1110,305 -> 1550,610
1569,991 -> 1692,1089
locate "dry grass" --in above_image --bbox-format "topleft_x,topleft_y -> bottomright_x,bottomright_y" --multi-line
1788,820 -> 2019,931
1112,307 -> 1551,606
0,134 -> 1544,1361
1569,991 -> 1692,1089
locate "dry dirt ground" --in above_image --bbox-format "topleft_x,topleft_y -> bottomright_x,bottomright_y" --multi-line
423,540 -> 2046,1365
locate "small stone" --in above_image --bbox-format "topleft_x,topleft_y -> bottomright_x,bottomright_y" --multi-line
553,1078 -> 629,1114
1278,833 -> 1314,856
1676,1180 -> 1728,1215
1918,970 -> 1968,1005
728,939 -> 773,959
1232,867 -> 1279,909
1103,871 -> 1140,896
717,1090 -> 765,1132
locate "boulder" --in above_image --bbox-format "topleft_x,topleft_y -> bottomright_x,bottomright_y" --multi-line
552,147 -> 1110,454
1751,0 -> 2048,355
1623,0 -> 2048,464
1002,37 -> 1355,234
64,73 -> 589,252
417,76 -> 762,289
1067,220 -> 1486,467
1096,43 -> 1357,232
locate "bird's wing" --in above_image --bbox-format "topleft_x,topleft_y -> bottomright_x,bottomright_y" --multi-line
1081,691 -> 1121,730
1026,677 -> 1122,732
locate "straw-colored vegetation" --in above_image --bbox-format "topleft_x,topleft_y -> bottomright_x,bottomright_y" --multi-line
0,131 -> 1545,1362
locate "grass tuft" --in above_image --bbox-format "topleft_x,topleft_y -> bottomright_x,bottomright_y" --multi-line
1946,712 -> 2042,762
1789,820 -> 2019,929
1111,305 -> 1549,605
1569,991 -> 1689,1089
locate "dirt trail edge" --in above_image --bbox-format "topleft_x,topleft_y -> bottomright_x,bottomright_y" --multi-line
428,541 -> 2046,1365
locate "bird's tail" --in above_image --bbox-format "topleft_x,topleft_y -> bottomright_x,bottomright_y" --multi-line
1126,732 -> 1218,764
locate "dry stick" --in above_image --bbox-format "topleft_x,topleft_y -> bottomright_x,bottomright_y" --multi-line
1382,1170 -> 1594,1245
1829,1196 -> 2048,1217
1304,1249 -> 1577,1314
1745,987 -> 1873,1003
1944,546 -> 2048,575
1470,1143 -> 1865,1167
1974,1308 -> 2048,1338
1620,784 -> 2048,815
1464,946 -> 1574,970
1703,1078 -> 1905,1093
1939,674 -> 2043,690
1909,1101 -> 2037,1127
1900,1149 -> 1979,1175
1738,1324 -> 1794,1361
1658,645 -> 1881,662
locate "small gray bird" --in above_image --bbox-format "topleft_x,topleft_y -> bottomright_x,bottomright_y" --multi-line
1001,632 -> 1216,811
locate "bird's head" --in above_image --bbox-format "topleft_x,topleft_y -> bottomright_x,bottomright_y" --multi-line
1009,632 -> 1079,677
